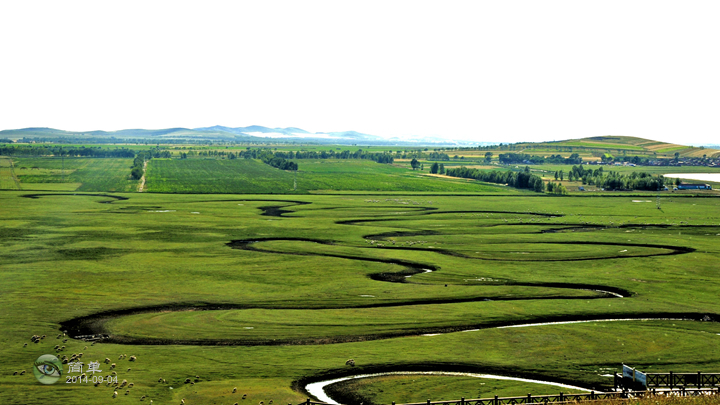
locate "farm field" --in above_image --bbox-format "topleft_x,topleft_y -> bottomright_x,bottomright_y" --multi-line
0,157 -> 20,190
144,159 -> 510,194
11,157 -> 136,192
1,191 -> 720,405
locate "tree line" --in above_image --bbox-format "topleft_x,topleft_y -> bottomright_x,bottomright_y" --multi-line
0,145 -> 136,158
498,152 -> 583,165
444,166 -> 546,192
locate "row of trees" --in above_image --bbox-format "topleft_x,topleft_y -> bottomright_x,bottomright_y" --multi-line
130,151 -> 152,180
498,153 -> 583,165
0,145 -> 136,158
444,166 -> 546,192
566,165 -> 666,190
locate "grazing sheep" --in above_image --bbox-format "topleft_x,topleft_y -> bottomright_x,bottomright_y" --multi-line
23,343 -> 27,347
181,400 -> 185,405
125,390 -> 130,395
63,339 -> 68,343
105,358 -> 111,364
129,355 -> 137,362
141,395 -> 146,401
233,387 -> 237,393
242,394 -> 247,399
158,378 -> 163,383
111,363 -> 116,369
20,370 -> 26,375
128,368 -> 131,372
13,371 -> 17,376
184,378 -> 191,384
345,359 -> 355,366
234,403 -> 239,405
129,383 -> 134,388
113,391 -> 118,398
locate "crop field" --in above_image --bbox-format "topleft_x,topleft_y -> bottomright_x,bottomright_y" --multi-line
0,157 -> 21,190
1,190 -> 720,405
144,159 -> 510,193
11,157 -> 136,192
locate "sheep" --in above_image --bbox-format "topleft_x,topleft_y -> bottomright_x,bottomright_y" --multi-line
233,387 -> 237,393
129,355 -> 137,362
111,363 -> 116,369
184,378 -> 192,384
125,390 -> 130,395
13,371 -> 17,376
345,359 -> 355,366
23,343 -> 27,347
242,394 -> 247,399
141,395 -> 146,401
158,378 -> 163,383
128,383 -> 134,388
127,368 -> 131,372
181,400 -> 185,405
20,370 -> 26,375
113,391 -> 118,398
105,358 -> 111,364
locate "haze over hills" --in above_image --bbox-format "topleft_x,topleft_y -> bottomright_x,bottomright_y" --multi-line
0,127 -> 718,156
0,125 -> 483,146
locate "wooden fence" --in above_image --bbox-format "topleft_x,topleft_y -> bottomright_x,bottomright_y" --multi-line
616,371 -> 720,390
300,387 -> 720,405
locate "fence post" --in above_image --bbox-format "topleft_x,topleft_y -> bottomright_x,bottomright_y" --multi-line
698,372 -> 702,389
670,372 -> 674,389
682,386 -> 686,396
527,393 -> 531,403
461,397 -> 465,405
495,394 -> 498,405
427,400 -> 431,405
559,393 -> 563,402
306,399 -> 311,405
590,391 -> 594,400
613,372 -> 618,391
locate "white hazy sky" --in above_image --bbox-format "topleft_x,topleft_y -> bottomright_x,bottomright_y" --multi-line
1,1 -> 719,144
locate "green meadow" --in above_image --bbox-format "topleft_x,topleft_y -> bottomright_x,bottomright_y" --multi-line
144,159 -> 508,194
1,189 -> 720,405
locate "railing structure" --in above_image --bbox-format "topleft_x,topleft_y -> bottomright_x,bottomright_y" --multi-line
299,388 -> 720,405
647,372 -> 720,389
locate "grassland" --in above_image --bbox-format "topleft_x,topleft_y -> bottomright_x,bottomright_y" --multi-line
1,191 -> 720,405
145,159 -> 510,193
0,157 -> 21,190
11,157 -> 136,192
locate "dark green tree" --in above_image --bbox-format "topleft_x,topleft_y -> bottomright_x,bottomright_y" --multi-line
410,158 -> 420,170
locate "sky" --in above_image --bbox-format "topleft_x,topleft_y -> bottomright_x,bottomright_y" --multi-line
1,1 -> 719,145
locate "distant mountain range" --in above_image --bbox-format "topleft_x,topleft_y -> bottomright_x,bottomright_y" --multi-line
0,125 -> 483,146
